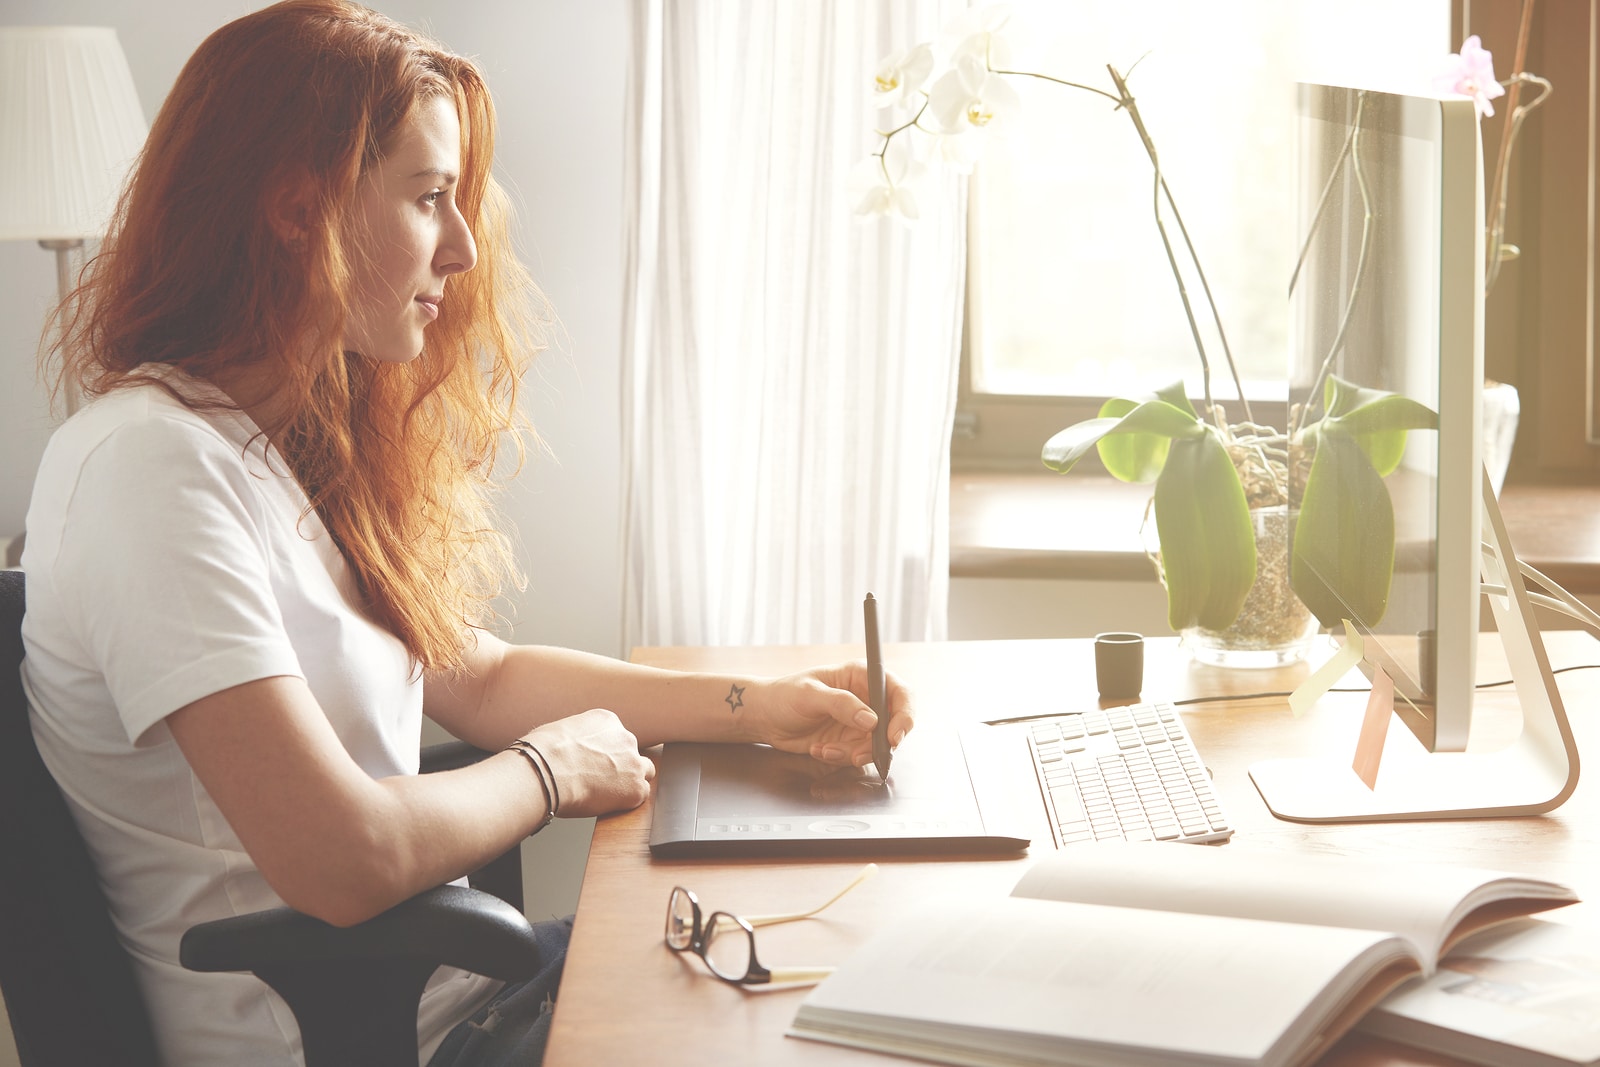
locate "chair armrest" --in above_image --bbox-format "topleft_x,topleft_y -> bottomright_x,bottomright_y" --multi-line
179,884 -> 542,981
420,740 -> 494,774
180,887 -> 545,1066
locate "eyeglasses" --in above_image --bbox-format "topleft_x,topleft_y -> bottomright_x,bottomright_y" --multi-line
664,863 -> 878,986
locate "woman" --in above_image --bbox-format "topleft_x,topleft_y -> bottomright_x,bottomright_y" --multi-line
19,3 -> 913,1064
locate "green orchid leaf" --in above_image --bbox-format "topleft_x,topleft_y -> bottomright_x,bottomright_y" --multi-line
1325,395 -> 1439,477
1154,380 -> 1199,420
1291,428 -> 1396,628
1322,375 -> 1394,419
1092,398 -> 1168,483
1153,428 -> 1257,632
1096,399 -> 1205,482
1041,399 -> 1202,481
1041,416 -> 1125,473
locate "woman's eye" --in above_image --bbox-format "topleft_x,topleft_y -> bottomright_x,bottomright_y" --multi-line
423,190 -> 444,206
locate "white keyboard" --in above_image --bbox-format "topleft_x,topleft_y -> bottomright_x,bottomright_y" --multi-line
1026,703 -> 1233,846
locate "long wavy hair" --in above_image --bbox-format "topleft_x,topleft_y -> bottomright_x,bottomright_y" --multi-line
50,0 -> 544,672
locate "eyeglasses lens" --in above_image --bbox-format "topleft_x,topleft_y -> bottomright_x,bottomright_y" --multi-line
701,912 -> 753,982
666,888 -> 696,950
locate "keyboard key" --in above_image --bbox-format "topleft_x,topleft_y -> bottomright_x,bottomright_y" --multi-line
1050,783 -> 1085,824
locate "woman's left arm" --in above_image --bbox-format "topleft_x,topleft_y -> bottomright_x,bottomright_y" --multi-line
424,634 -> 915,769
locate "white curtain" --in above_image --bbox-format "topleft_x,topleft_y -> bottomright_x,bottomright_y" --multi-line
621,0 -> 968,649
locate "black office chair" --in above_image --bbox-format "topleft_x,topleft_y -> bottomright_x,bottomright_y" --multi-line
0,568 -> 544,1067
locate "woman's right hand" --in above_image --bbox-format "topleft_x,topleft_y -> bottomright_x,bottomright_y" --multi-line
521,708 -> 655,818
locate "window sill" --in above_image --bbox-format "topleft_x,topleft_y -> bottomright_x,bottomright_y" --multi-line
949,470 -> 1600,594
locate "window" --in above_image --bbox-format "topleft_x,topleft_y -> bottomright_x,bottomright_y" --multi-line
953,1 -> 1452,470
1467,0 -> 1600,480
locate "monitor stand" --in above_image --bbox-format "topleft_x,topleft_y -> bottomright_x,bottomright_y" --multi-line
1248,472 -> 1580,822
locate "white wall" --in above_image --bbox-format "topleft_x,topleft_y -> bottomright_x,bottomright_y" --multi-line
0,4 -> 627,1061
0,0 -> 630,650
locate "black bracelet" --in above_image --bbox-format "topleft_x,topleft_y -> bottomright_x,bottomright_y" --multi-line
507,743 -> 555,833
527,743 -> 561,816
511,738 -> 561,818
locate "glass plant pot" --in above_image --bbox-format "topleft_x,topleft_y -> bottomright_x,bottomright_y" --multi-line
1181,504 -> 1318,669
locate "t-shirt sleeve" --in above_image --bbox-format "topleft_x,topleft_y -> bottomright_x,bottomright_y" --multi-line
51,416 -> 305,746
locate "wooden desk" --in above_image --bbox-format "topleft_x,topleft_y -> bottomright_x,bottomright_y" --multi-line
545,633 -> 1600,1067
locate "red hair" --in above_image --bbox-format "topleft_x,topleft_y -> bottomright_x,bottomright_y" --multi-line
51,0 -> 544,671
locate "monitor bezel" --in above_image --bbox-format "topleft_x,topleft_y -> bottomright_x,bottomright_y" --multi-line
1293,83 -> 1483,754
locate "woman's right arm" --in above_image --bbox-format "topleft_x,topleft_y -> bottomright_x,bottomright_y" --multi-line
166,676 -> 648,927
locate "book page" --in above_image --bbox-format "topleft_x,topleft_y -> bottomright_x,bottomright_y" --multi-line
1362,918 -> 1600,1066
792,897 -> 1416,1067
1009,842 -> 1576,969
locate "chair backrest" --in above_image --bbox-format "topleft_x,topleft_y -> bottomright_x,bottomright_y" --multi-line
0,569 -> 160,1066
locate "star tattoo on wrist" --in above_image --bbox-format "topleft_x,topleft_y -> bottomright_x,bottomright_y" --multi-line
725,683 -> 745,714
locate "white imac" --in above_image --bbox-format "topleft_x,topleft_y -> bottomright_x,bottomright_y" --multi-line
1247,83 -> 1581,822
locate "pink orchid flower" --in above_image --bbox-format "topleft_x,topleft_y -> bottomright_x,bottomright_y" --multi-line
1437,35 -> 1506,118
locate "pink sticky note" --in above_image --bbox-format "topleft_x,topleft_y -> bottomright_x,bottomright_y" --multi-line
1352,667 -> 1394,790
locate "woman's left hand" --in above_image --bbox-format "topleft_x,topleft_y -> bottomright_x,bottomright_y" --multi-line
754,662 -> 915,768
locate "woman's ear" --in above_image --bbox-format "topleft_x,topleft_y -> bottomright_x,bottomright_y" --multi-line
265,173 -> 318,247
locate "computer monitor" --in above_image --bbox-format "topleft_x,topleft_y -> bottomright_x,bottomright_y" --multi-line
1247,82 -> 1578,822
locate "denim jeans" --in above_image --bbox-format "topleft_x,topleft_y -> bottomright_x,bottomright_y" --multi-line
426,915 -> 573,1067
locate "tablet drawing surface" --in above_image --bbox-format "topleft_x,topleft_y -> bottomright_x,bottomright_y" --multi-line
649,720 -> 1032,857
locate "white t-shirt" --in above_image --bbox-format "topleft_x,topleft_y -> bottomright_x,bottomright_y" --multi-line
21,370 -> 499,1065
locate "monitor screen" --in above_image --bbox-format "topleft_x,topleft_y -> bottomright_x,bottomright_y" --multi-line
1288,83 -> 1483,752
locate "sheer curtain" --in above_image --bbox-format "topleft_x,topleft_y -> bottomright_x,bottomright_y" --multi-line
621,1 -> 967,649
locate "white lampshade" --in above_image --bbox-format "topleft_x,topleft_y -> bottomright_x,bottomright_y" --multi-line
0,26 -> 147,242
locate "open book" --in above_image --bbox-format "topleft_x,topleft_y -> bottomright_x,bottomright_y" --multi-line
788,842 -> 1578,1067
1360,918 -> 1600,1067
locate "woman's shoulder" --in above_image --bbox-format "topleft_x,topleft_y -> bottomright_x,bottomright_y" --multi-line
56,369 -> 260,469
26,371 -> 285,568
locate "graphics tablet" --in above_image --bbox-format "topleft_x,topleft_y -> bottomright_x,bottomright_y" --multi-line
648,719 -> 1036,857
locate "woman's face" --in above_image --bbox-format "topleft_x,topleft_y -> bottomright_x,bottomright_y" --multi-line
342,94 -> 477,364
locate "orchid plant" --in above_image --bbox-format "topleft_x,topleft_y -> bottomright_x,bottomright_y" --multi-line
1438,33 -> 1552,291
858,8 -> 1540,641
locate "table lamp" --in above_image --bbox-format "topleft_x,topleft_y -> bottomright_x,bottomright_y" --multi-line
0,26 -> 147,567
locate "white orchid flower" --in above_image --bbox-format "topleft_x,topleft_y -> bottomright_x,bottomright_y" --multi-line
848,155 -> 929,222
929,53 -> 1021,136
873,43 -> 934,109
942,3 -> 1014,70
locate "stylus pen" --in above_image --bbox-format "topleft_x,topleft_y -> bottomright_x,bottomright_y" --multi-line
865,592 -> 890,780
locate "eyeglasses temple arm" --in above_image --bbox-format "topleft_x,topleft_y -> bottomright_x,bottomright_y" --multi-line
741,863 -> 880,928
762,965 -> 835,985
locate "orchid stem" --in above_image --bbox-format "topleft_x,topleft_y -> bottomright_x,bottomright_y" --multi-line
1104,63 -> 1251,424
898,58 -> 1257,426
1288,122 -> 1356,299
990,68 -> 1121,106
1485,73 -> 1551,291
997,66 -> 1251,422
1292,92 -> 1373,438
1485,0 -> 1537,285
